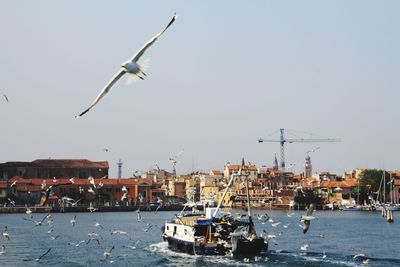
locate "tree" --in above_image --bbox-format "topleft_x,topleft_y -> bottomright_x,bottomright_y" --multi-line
359,169 -> 390,204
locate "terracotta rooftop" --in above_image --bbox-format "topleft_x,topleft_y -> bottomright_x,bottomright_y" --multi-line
226,165 -> 257,171
33,159 -> 108,169
321,179 -> 358,188
0,159 -> 109,169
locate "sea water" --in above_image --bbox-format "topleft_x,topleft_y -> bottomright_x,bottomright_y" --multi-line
0,210 -> 399,266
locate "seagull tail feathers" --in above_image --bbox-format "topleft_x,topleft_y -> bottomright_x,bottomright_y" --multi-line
138,58 -> 150,76
125,59 -> 150,84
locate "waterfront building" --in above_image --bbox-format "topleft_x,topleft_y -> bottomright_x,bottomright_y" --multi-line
321,179 -> 358,205
4,176 -> 163,206
167,180 -> 186,198
223,163 -> 258,181
0,159 -> 108,180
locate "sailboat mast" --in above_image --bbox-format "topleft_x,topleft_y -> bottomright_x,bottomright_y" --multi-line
212,172 -> 235,219
245,177 -> 252,218
384,171 -> 386,204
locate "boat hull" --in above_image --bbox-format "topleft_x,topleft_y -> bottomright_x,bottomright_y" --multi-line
164,236 -> 226,255
231,237 -> 267,257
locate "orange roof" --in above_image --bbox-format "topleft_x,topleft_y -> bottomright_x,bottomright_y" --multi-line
227,165 -> 257,171
321,179 -> 358,188
305,177 -> 319,183
210,170 -> 222,175
394,179 -> 400,186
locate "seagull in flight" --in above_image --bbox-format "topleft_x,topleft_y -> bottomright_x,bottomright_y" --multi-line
23,213 -> 50,227
301,203 -> 316,234
2,226 -> 10,240
25,206 -> 33,218
70,215 -> 77,227
35,248 -> 51,262
0,245 -> 5,256
3,94 -> 8,102
75,13 -> 177,118
104,246 -> 115,259
94,221 -> 104,229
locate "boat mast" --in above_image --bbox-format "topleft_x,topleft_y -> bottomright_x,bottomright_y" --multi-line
384,171 -> 386,204
212,171 -> 236,219
357,179 -> 360,205
242,165 -> 256,235
377,172 -> 383,204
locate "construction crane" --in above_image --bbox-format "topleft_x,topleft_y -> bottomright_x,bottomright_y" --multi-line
257,128 -> 340,171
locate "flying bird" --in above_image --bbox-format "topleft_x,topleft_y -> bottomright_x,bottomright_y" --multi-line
39,180 -> 74,206
104,246 -> 115,259
70,215 -> 77,227
301,203 -> 316,234
2,226 -> 10,241
88,186 -> 96,195
35,248 -> 51,262
94,221 -> 104,229
3,94 -> 8,102
88,176 -> 96,189
300,243 -> 310,251
23,213 -> 50,227
25,206 -> 33,217
7,198 -> 15,206
50,234 -> 60,240
88,202 -> 98,213
75,13 -> 177,118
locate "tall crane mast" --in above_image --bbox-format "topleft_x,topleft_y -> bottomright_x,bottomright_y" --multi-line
257,128 -> 340,171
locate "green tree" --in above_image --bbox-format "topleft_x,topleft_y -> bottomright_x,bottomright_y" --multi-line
359,169 -> 390,204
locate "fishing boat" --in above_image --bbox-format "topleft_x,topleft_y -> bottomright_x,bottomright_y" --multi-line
229,166 -> 266,257
162,162 -> 267,256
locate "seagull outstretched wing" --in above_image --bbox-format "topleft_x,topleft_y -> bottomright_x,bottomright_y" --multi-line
131,14 -> 177,62
306,203 -> 315,216
36,248 -> 51,261
76,69 -> 126,118
303,220 -> 310,234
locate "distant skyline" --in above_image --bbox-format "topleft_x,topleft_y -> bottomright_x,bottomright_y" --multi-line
1,1 -> 399,177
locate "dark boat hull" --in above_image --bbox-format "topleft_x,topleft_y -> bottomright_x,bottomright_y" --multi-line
232,237 -> 267,257
164,236 -> 226,256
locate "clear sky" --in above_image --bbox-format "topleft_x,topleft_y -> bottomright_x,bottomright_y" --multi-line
0,1 -> 399,177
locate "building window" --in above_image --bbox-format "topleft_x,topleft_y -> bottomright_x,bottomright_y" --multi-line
106,188 -> 112,193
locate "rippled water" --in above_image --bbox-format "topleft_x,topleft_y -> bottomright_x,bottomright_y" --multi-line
0,210 -> 399,266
